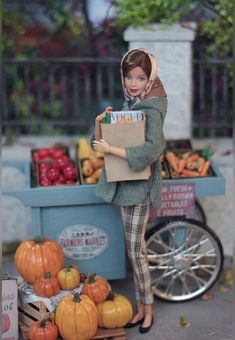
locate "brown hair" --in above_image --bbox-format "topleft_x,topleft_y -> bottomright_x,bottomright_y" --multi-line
122,50 -> 151,78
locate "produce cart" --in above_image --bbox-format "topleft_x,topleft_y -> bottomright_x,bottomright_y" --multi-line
3,142 -> 225,302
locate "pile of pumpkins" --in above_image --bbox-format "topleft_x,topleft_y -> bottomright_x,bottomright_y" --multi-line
14,237 -> 133,340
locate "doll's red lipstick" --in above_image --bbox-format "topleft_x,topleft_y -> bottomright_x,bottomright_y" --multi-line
130,89 -> 138,93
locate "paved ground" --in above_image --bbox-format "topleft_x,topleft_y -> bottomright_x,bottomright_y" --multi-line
111,267 -> 232,340
3,254 -> 232,340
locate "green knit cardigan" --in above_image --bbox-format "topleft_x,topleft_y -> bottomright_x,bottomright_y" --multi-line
94,96 -> 167,209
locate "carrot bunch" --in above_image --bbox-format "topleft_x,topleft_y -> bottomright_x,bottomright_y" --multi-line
165,149 -> 212,178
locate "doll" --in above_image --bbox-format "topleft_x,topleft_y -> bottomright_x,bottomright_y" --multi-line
93,48 -> 167,334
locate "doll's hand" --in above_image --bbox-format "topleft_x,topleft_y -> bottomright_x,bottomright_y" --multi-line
96,106 -> 113,122
93,139 -> 111,154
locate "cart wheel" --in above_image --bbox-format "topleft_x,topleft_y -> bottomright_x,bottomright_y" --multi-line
187,199 -> 207,224
146,218 -> 223,302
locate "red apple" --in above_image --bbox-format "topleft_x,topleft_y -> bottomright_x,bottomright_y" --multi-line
51,149 -> 66,159
54,156 -> 70,170
63,166 -> 77,180
65,180 -> 76,185
39,163 -> 51,173
57,175 -> 66,184
53,180 -> 63,185
46,168 -> 60,181
39,178 -> 52,186
39,172 -> 49,181
38,148 -> 51,159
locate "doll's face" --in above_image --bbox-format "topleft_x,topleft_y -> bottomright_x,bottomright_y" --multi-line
124,67 -> 149,97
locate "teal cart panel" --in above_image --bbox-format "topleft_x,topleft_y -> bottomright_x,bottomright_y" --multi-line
35,203 -> 126,279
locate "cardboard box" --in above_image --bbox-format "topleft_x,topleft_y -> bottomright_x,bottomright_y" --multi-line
2,278 -> 18,340
101,118 -> 151,182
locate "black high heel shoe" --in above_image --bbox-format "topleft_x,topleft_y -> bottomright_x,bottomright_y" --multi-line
139,316 -> 154,334
125,317 -> 145,328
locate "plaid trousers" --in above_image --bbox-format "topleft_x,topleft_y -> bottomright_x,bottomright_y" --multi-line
121,195 -> 153,304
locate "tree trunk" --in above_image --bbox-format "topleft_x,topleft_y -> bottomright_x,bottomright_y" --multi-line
80,0 -> 98,57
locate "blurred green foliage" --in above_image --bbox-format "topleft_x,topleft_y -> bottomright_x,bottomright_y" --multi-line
200,0 -> 232,56
113,0 -> 232,57
43,0 -> 81,33
2,1 -> 83,58
2,0 -> 125,58
114,0 -> 192,26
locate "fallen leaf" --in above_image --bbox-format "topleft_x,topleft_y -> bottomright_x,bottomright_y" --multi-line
201,292 -> 214,301
219,285 -> 231,293
219,269 -> 233,286
178,316 -> 191,328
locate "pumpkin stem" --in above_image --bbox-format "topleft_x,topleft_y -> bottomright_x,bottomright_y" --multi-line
64,266 -> 74,272
44,272 -> 52,279
107,291 -> 115,301
39,319 -> 48,328
87,272 -> 96,284
34,236 -> 43,244
73,293 -> 81,303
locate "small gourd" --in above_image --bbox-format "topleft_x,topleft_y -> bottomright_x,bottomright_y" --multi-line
28,319 -> 58,340
33,272 -> 60,297
96,291 -> 133,328
57,266 -> 80,290
82,272 -> 109,304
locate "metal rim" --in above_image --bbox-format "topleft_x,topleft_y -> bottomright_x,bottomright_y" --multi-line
146,219 -> 223,302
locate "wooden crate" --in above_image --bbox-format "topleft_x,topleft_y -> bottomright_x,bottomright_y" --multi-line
19,320 -> 126,340
91,328 -> 126,340
18,300 -> 52,327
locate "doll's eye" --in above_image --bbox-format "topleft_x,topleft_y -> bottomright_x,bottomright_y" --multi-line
139,77 -> 146,81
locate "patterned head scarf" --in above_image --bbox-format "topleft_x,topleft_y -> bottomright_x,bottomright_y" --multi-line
120,48 -> 166,108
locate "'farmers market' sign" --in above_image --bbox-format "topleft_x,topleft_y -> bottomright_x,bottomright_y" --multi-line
58,224 -> 108,260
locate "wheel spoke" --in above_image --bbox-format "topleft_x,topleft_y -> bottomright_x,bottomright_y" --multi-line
183,228 -> 195,250
149,265 -> 174,270
186,269 -> 207,287
169,227 -> 179,250
165,274 -> 174,295
190,261 -> 216,275
178,237 -> 211,258
185,236 -> 210,255
156,234 -> 175,252
179,272 -> 191,295
151,268 -> 178,285
192,248 -> 216,263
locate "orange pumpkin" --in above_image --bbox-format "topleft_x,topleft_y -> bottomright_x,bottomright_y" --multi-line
57,266 -> 80,290
14,236 -> 64,283
55,293 -> 98,340
82,272 -> 109,304
33,272 -> 60,297
28,319 -> 58,340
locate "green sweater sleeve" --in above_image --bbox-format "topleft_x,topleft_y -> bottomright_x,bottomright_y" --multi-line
125,108 -> 165,172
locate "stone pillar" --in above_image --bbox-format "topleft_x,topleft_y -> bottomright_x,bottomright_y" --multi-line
124,23 -> 196,139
